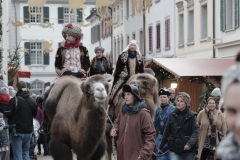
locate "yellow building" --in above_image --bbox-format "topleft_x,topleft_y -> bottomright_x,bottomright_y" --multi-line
175,0 -> 214,58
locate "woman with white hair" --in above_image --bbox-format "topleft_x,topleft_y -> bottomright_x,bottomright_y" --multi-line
216,52 -> 240,160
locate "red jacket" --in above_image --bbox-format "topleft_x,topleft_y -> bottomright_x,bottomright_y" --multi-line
114,109 -> 156,160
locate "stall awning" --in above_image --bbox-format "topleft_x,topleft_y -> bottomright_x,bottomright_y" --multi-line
145,58 -> 235,78
8,67 -> 31,78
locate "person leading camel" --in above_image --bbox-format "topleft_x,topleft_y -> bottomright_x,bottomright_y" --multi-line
110,84 -> 155,160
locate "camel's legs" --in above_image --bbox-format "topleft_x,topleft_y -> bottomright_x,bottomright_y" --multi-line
50,139 -> 73,160
89,140 -> 106,160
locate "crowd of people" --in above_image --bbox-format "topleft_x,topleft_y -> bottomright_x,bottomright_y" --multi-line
0,23 -> 239,160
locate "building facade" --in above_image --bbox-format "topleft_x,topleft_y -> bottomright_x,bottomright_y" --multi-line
9,0 -> 94,94
145,0 -> 175,60
214,0 -> 240,58
175,0 -> 214,58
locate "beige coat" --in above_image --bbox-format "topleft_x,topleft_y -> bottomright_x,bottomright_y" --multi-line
196,109 -> 227,160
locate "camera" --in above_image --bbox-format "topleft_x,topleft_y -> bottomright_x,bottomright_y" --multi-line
4,124 -> 18,137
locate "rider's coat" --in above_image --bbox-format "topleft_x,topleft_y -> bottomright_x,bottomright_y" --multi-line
109,51 -> 144,105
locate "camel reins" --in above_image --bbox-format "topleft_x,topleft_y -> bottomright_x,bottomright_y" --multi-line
100,104 -> 117,160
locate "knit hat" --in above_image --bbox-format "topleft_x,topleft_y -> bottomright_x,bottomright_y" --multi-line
221,52 -> 240,95
62,23 -> 82,40
0,80 -> 9,95
176,92 -> 191,106
0,94 -> 10,104
211,88 -> 222,97
94,46 -> 105,53
0,80 -> 8,88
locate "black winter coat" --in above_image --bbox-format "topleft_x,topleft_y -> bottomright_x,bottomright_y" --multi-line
159,107 -> 199,154
4,90 -> 37,134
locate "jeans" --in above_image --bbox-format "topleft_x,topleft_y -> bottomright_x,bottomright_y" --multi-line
169,151 -> 195,160
10,133 -> 32,160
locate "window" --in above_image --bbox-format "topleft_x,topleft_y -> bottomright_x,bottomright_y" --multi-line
30,43 -> 43,65
30,7 -> 42,23
63,7 -> 76,23
118,37 -> 120,56
91,25 -> 100,43
226,0 -> 235,30
127,35 -> 130,46
201,4 -> 208,39
117,5 -> 120,22
178,14 -> 184,46
188,10 -> 194,43
139,30 -> 144,54
165,19 -> 170,49
132,33 -> 136,40
113,8 -> 116,22
121,36 -> 124,51
148,26 -> 153,52
156,24 -> 160,50
32,82 -> 43,90
120,3 -> 123,23
114,38 -> 117,63
126,0 -> 129,18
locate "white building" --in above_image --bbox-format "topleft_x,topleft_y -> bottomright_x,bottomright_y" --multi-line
214,0 -> 240,58
112,0 -> 125,64
9,0 -> 95,94
86,8 -> 112,62
145,0 -> 175,60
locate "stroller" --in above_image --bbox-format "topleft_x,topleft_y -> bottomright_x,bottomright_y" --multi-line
29,118 -> 40,160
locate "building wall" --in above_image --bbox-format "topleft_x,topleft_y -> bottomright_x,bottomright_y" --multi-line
214,0 -> 240,58
175,0 -> 213,58
145,0 -> 175,60
9,1 -> 94,93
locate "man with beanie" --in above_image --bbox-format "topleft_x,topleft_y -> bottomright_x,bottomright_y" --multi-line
210,87 -> 224,111
89,46 -> 113,76
4,81 -> 37,160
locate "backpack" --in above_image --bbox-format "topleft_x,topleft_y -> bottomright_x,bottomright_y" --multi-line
15,96 -> 38,117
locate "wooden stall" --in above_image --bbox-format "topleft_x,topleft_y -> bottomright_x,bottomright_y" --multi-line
145,58 -> 235,112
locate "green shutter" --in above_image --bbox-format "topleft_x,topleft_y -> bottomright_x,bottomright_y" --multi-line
24,42 -> 31,65
58,7 -> 64,24
43,7 -> 49,23
43,53 -> 49,65
44,82 -> 50,88
77,9 -> 83,22
235,0 -> 239,28
58,42 -> 62,48
23,6 -> 30,23
220,0 -> 226,31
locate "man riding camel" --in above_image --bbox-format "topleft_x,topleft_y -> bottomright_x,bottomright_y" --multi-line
108,40 -> 144,120
43,23 -> 90,103
89,46 -> 113,76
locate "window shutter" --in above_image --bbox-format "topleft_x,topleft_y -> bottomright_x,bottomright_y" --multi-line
148,26 -> 152,52
24,42 -> 31,65
235,0 -> 239,28
58,7 -> 64,24
156,24 -> 160,50
23,6 -> 30,23
77,9 -> 83,22
58,42 -> 62,48
43,53 -> 50,65
220,0 -> 226,31
103,19 -> 106,38
26,82 -> 31,88
43,7 -> 49,23
97,24 -> 100,41
165,19 -> 170,49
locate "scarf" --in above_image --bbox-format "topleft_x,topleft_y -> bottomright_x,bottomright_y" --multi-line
128,50 -> 137,59
205,108 -> 217,150
64,39 -> 80,48
123,100 -> 147,114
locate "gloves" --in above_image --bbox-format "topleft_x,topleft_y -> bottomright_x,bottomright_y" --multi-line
62,71 -> 72,76
72,72 -> 85,78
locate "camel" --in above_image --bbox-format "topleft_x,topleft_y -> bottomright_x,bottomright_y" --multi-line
96,0 -> 115,18
105,73 -> 160,160
27,0 -> 47,13
44,75 -> 109,160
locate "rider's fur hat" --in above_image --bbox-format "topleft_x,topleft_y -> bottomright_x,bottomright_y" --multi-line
62,23 -> 82,40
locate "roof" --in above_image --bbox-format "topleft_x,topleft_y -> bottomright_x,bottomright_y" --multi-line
145,58 -> 235,78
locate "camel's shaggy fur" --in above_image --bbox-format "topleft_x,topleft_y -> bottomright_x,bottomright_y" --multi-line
44,75 -> 109,160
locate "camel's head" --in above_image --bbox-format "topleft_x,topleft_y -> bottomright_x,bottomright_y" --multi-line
81,75 -> 109,103
127,73 -> 159,104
